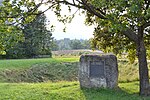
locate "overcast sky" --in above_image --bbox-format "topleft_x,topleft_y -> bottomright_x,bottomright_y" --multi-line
44,6 -> 95,40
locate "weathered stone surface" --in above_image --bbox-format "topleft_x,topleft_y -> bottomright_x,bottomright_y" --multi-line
79,54 -> 118,89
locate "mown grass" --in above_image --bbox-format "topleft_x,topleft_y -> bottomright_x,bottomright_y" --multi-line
0,57 -> 79,70
0,57 -> 150,99
0,81 -> 149,100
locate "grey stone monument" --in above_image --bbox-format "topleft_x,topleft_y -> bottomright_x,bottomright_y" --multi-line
79,54 -> 118,89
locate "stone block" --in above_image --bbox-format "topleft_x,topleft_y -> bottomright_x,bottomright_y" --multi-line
79,54 -> 118,89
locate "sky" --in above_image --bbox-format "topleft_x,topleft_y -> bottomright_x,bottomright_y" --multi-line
0,0 -> 95,40
44,6 -> 95,40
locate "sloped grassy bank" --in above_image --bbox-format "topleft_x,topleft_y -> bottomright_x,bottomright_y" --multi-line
0,62 -> 78,83
0,58 -> 150,83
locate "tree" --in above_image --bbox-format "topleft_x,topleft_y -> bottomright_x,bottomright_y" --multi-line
22,13 -> 53,58
1,0 -> 150,96
70,39 -> 83,49
81,39 -> 91,49
51,39 -> 59,51
57,38 -> 72,50
0,0 -> 39,54
5,12 -> 53,58
46,0 -> 150,96
0,19 -> 24,55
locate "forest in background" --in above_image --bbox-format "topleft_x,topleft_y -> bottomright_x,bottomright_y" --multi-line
52,38 -> 91,51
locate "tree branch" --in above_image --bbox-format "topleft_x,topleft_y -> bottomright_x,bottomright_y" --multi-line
144,0 -> 150,15
76,0 -> 83,4
53,0 -> 106,19
122,29 -> 138,43
80,0 -> 106,19
56,0 -> 84,9
143,21 -> 150,28
0,1 -> 44,19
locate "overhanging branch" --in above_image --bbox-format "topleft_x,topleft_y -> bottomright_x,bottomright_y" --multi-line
143,21 -> 150,28
122,29 -> 138,43
56,0 -> 84,9
80,0 -> 106,19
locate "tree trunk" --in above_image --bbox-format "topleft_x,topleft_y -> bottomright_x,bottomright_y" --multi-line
137,27 -> 150,96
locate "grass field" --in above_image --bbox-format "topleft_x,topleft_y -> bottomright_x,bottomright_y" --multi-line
0,81 -> 150,100
0,57 -> 150,99
0,57 -> 79,70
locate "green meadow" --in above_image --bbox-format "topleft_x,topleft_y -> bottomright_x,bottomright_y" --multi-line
0,57 -> 150,100
0,81 -> 149,100
0,57 -> 79,70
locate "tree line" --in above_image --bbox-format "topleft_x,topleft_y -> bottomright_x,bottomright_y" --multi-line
52,38 -> 91,51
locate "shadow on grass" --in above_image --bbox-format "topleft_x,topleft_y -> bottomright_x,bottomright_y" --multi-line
81,82 -> 150,100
